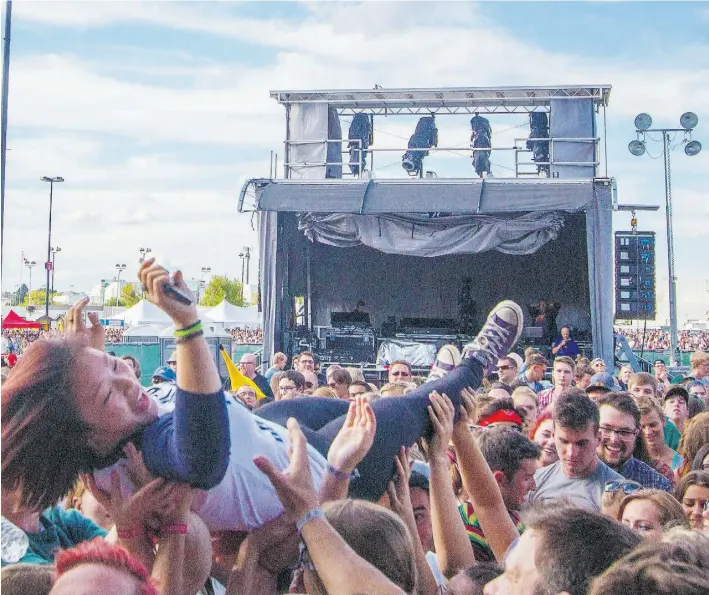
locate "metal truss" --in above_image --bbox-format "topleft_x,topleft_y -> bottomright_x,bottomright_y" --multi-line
270,86 -> 612,115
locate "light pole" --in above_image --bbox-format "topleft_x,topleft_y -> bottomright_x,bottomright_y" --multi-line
629,112 -> 702,366
41,176 -> 64,319
115,264 -> 126,306
25,259 -> 36,306
198,266 -> 211,304
50,246 -> 61,298
139,247 -> 152,263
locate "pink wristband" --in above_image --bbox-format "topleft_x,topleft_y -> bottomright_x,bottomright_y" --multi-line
159,523 -> 188,536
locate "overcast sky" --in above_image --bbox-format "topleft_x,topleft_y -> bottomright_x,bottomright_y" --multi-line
2,1 -> 708,323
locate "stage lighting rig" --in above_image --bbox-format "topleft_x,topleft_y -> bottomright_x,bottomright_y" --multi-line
402,115 -> 438,177
348,113 -> 372,176
470,115 -> 492,177
526,111 -> 550,174
628,111 -> 701,366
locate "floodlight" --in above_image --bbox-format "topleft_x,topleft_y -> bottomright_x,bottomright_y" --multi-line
680,112 -> 698,130
628,140 -> 646,157
402,116 -> 438,176
470,115 -> 492,177
634,113 -> 652,131
685,140 -> 702,156
348,113 -> 372,175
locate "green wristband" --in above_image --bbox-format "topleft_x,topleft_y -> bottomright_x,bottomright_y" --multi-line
174,320 -> 202,338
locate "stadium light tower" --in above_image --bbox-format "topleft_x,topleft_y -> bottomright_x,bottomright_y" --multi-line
41,176 -> 64,319
629,112 -> 701,366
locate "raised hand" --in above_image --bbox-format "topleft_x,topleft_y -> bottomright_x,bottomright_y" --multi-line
253,418 -> 319,522
386,447 -> 414,522
64,297 -> 105,351
453,386 -> 477,439
427,391 -> 455,461
138,258 -> 198,328
327,396 -> 377,475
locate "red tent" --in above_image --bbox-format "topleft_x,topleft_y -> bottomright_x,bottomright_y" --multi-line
2,310 -> 41,329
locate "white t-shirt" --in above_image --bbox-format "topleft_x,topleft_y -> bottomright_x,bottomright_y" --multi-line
94,394 -> 327,532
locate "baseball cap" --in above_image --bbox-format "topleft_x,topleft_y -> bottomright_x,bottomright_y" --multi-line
591,358 -> 606,366
408,470 -> 430,493
587,372 -> 620,393
152,365 -> 176,382
663,385 -> 689,404
653,359 -> 666,366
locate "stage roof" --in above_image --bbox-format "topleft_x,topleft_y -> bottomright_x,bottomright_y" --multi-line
252,178 -> 613,215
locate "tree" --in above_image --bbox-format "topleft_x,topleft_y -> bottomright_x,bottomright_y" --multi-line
200,275 -> 244,307
105,284 -> 140,307
22,289 -> 58,306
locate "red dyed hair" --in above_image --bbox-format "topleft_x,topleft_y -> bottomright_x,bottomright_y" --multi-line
528,410 -> 554,441
55,538 -> 158,595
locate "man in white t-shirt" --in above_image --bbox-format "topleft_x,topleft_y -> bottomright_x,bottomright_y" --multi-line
529,388 -> 622,511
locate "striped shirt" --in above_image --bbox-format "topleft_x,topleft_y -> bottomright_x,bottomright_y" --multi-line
458,501 -> 524,562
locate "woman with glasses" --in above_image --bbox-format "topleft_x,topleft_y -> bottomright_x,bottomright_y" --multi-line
674,470 -> 709,530
617,489 -> 687,539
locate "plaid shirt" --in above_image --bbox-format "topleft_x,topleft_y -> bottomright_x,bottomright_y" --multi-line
537,387 -> 555,411
619,457 -> 673,491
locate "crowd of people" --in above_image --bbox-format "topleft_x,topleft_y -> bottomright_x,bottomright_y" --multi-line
2,272 -> 709,595
229,327 -> 264,344
615,327 -> 709,352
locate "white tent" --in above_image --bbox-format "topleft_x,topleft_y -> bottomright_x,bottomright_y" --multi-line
116,300 -> 172,326
205,300 -> 260,327
123,324 -> 168,338
159,321 -> 231,339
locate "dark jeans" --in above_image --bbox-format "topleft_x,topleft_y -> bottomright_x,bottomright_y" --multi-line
256,356 -> 483,501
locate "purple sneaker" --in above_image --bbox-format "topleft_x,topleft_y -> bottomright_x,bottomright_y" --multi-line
462,300 -> 524,375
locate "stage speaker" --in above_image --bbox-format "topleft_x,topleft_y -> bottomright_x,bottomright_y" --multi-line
614,231 -> 656,320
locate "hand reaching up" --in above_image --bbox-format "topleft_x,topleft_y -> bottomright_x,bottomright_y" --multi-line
327,396 -> 377,475
427,391 -> 455,462
64,297 -> 105,351
253,418 -> 319,522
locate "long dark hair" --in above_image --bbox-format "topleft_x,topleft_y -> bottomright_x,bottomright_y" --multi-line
2,337 -> 99,510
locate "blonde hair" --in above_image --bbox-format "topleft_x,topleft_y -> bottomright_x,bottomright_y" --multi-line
617,489 -> 687,529
271,352 -> 287,365
311,500 -> 416,595
677,412 -> 709,478
345,367 -> 365,383
512,386 -> 539,405
380,382 -> 411,397
690,351 -> 709,370
313,387 -> 338,398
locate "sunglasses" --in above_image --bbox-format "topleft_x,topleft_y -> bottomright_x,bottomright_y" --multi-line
604,480 -> 643,495
496,365 -> 512,370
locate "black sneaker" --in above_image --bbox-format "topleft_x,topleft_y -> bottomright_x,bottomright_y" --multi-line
462,300 -> 524,375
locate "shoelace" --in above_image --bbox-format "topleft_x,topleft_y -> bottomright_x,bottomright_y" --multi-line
474,317 -> 514,364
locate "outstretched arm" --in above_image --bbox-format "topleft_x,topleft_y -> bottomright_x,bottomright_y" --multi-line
451,388 -> 519,562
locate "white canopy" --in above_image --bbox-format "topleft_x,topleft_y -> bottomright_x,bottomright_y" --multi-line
123,323 -> 168,338
159,321 -> 230,338
205,300 -> 260,327
116,300 -> 172,326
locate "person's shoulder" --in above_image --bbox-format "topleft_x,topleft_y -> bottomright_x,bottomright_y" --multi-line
534,461 -> 561,483
596,461 -> 624,482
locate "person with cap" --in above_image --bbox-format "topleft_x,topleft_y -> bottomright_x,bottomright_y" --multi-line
166,351 -> 177,372
147,365 -> 177,405
653,359 -> 670,394
664,385 -> 690,435
687,380 -> 708,409
586,371 -> 620,402
595,392 -> 672,491
238,352 -> 275,401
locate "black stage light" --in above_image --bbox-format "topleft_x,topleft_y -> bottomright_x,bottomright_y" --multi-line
526,111 -> 550,174
348,113 -> 372,175
470,115 -> 491,177
402,115 -> 438,176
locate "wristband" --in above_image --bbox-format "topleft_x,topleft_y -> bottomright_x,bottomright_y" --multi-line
296,508 -> 324,533
326,464 -> 360,481
174,320 -> 202,338
175,329 -> 204,345
159,523 -> 188,536
117,527 -> 144,540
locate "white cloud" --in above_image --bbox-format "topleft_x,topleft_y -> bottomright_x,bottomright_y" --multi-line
4,1 -> 707,322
